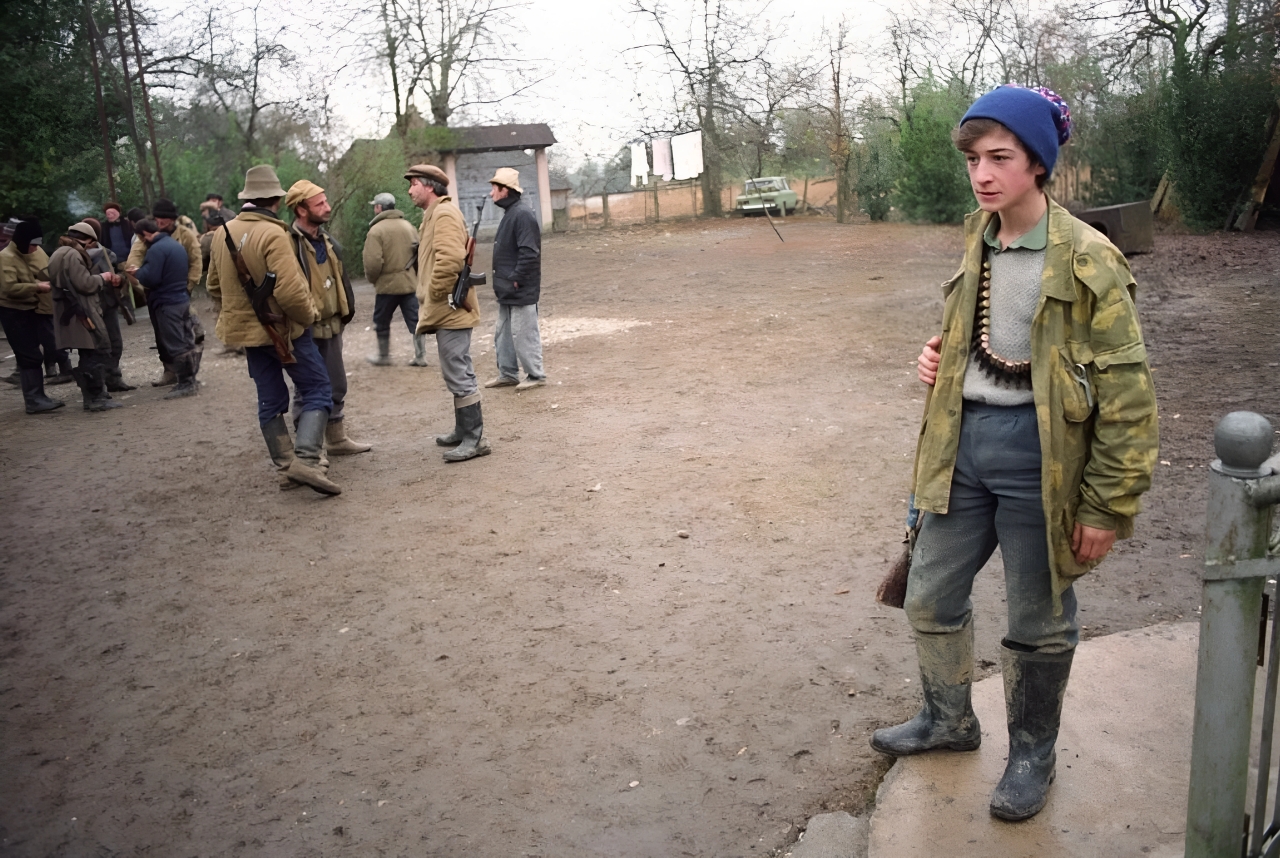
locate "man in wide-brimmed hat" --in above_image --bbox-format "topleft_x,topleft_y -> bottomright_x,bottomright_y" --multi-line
483,166 -> 546,393
284,179 -> 369,457
405,163 -> 490,462
363,191 -> 426,368
206,164 -> 340,495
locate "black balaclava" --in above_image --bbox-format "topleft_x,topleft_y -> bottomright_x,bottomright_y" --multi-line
12,219 -> 42,253
495,189 -> 521,210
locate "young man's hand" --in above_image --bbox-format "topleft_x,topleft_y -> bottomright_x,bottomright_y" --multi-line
918,335 -> 942,385
1071,523 -> 1116,564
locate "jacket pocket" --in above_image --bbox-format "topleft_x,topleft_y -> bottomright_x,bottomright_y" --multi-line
1057,341 -> 1094,423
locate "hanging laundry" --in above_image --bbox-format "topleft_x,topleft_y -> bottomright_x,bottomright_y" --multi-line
652,137 -> 674,182
671,131 -> 704,181
630,142 -> 649,187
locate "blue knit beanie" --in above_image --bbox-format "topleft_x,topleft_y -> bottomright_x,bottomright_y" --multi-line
960,85 -> 1073,178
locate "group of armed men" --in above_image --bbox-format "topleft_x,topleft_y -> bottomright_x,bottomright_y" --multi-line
0,161 -> 547,497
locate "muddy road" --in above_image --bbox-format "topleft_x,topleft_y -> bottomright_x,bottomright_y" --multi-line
1,217 -> 1276,857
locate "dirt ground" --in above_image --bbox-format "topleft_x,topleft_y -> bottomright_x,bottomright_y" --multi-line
1,215 -> 1276,858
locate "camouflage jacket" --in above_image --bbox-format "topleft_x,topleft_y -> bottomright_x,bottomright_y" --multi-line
911,198 -> 1159,605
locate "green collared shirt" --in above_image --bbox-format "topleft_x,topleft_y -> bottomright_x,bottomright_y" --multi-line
983,209 -> 1049,252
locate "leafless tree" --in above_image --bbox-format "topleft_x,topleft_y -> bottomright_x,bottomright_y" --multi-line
630,0 -> 779,216
811,19 -> 866,223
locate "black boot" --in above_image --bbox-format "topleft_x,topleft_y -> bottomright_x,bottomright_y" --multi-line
260,414 -> 302,490
285,410 -> 342,494
47,354 -> 74,385
85,367 -> 123,411
442,400 -> 491,462
19,367 -> 64,413
105,363 -> 137,391
435,405 -> 464,447
368,332 -> 392,366
164,351 -> 199,399
989,644 -> 1074,821
871,623 -> 982,756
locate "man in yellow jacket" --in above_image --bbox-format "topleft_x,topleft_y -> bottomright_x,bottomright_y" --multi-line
870,86 -> 1158,822
285,180 -> 369,457
405,163 -> 490,462
206,165 -> 340,495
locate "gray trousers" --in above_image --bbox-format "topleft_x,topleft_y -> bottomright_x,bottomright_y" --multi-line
292,330 -> 347,423
494,303 -> 545,381
436,327 -> 478,400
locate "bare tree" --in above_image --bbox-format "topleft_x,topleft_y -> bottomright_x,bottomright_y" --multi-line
631,0 -> 779,216
725,58 -> 818,179
812,19 -> 866,223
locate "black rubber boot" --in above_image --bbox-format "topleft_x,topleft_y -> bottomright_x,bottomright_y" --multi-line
47,354 -> 74,385
989,644 -> 1074,821
86,367 -> 123,411
442,401 -> 491,462
19,367 -> 64,413
409,333 -> 429,366
261,414 -> 302,490
286,410 -> 342,495
105,368 -> 137,392
164,351 -> 199,399
435,406 -> 464,447
871,623 -> 982,756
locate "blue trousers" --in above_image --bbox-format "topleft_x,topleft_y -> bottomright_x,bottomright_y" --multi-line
245,330 -> 331,426
372,293 -> 420,336
905,401 -> 1079,654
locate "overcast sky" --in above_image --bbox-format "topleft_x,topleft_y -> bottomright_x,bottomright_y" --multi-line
158,0 -> 904,168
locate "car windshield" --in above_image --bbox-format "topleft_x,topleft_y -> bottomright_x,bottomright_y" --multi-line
744,179 -> 785,193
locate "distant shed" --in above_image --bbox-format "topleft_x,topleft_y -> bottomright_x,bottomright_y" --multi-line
439,123 -> 557,234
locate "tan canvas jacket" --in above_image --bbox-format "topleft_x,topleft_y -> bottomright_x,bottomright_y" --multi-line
363,210 -> 418,295
290,223 -> 349,340
911,198 -> 1159,604
0,244 -> 50,312
206,211 -> 318,347
415,196 -> 479,333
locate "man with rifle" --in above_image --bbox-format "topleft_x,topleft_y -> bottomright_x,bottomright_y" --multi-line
206,164 -> 340,495
284,179 -> 369,457
406,163 -> 490,462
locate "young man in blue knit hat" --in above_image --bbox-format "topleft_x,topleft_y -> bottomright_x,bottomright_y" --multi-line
870,85 -> 1159,821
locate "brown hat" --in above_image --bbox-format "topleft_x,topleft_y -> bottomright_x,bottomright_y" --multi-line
284,180 -> 325,209
488,167 -> 523,194
404,163 -> 450,186
103,200 -> 122,214
238,164 -> 287,200
81,217 -> 104,242
67,222 -> 97,241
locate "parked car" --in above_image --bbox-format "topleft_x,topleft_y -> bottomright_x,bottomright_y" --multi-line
735,177 -> 799,215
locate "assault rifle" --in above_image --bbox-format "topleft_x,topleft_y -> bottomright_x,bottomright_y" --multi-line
53,270 -> 96,332
222,224 -> 294,365
450,201 -> 487,311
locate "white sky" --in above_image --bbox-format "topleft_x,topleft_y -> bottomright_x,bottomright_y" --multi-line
156,0 -> 905,168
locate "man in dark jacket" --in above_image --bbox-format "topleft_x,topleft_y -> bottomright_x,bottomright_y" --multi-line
483,167 -> 546,391
102,202 -> 133,270
129,219 -> 200,398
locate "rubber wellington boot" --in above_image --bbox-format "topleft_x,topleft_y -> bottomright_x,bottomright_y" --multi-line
261,414 -> 302,490
325,419 -> 371,455
88,367 -> 123,411
164,352 -> 199,399
871,623 -> 982,756
442,400 -> 491,462
19,367 -> 64,413
409,334 -> 430,366
989,645 -> 1074,821
47,354 -> 74,385
106,367 -> 137,392
286,410 -> 342,494
368,333 -> 392,366
435,406 -> 464,447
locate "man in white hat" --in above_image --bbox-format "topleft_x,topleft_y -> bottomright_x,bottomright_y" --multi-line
405,163 -> 490,462
206,164 -> 340,495
363,192 -> 426,367
483,167 -> 546,391
284,179 -> 369,457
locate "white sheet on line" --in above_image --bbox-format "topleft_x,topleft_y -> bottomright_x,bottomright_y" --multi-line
651,137 -> 674,182
671,131 -> 704,181
630,142 -> 649,186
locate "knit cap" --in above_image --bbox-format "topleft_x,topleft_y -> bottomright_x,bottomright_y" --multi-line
960,85 -> 1073,177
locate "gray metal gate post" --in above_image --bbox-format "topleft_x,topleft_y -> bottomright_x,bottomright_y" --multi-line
1186,412 -> 1280,858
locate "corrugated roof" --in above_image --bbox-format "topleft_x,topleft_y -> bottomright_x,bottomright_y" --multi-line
440,123 -> 557,153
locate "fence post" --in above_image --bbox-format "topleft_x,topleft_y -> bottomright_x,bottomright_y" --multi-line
1186,411 -> 1278,858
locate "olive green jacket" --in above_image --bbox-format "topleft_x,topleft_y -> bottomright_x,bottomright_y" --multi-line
911,199 -> 1159,604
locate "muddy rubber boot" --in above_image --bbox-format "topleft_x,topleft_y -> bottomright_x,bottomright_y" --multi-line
286,410 -> 342,495
261,414 -> 302,490
164,352 -> 199,399
367,333 -> 392,366
442,400 -> 491,462
435,405 -> 465,447
871,623 -> 981,756
47,354 -> 74,385
409,333 -> 430,366
325,418 -> 371,455
106,367 -> 137,392
989,645 -> 1074,822
151,365 -> 177,387
19,367 -> 64,413
79,367 -> 122,412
